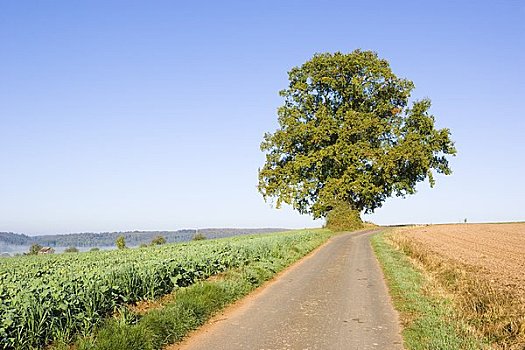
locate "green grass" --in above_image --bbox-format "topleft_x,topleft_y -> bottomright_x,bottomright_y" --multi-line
61,228 -> 333,350
371,230 -> 487,350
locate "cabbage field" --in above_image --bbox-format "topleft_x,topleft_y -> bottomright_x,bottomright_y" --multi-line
0,230 -> 328,349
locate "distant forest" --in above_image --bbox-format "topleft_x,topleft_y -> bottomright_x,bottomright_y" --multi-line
0,228 -> 287,248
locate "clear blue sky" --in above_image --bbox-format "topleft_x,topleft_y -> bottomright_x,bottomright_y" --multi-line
1,1 -> 524,235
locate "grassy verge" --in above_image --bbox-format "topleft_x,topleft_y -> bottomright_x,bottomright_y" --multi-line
54,229 -> 333,350
371,230 -> 487,350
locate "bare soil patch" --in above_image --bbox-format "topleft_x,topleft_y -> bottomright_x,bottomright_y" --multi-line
402,223 -> 525,292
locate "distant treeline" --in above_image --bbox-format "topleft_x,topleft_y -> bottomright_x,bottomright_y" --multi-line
0,228 -> 287,248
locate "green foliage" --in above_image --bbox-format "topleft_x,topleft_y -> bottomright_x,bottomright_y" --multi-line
0,232 -> 29,245
73,229 -> 331,350
259,50 -> 456,220
325,201 -> 363,232
115,236 -> 126,250
28,243 -> 42,255
192,233 -> 206,241
90,247 -> 100,252
64,246 -> 79,253
150,235 -> 166,246
0,229 -> 329,349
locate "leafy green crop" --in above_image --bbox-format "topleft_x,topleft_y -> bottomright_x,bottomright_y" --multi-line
0,230 -> 328,349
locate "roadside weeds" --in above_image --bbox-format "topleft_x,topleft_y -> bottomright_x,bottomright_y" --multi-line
371,229 -> 488,350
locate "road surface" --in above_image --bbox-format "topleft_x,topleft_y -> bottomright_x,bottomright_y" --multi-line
172,229 -> 404,350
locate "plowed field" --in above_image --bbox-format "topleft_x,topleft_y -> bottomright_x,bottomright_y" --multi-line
400,222 -> 525,293
393,223 -> 525,349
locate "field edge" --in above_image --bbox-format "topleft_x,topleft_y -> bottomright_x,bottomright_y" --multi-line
371,229 -> 488,350
54,228 -> 336,350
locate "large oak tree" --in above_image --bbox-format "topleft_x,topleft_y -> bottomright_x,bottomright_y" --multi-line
258,50 -> 456,228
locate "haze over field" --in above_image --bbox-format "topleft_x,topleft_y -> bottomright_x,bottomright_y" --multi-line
1,1 -> 523,235
0,228 -> 286,254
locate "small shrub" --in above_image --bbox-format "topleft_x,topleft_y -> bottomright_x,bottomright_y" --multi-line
116,236 -> 127,250
192,233 -> 206,241
28,244 -> 43,255
150,236 -> 166,246
64,246 -> 79,253
325,202 -> 363,232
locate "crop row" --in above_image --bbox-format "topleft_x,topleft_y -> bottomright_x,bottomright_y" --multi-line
0,230 -> 325,349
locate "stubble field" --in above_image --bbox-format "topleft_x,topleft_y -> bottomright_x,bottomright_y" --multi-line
389,222 -> 525,349
402,223 -> 525,293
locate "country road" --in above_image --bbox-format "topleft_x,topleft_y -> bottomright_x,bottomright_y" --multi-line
171,229 -> 404,350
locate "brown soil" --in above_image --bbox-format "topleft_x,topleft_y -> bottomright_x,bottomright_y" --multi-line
129,292 -> 176,314
399,223 -> 525,295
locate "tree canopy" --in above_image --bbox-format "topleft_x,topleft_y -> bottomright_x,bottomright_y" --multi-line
258,50 -> 456,222
28,244 -> 43,255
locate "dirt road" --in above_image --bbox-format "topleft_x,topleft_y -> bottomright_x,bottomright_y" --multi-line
172,230 -> 404,350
